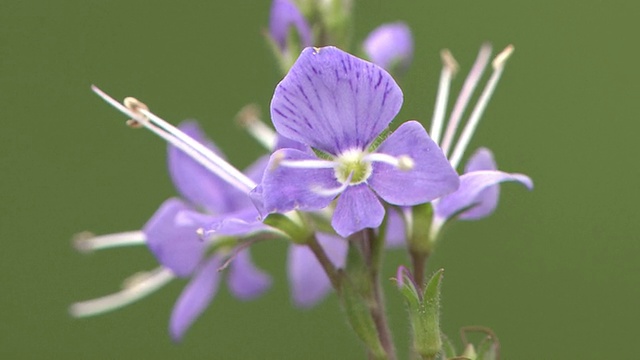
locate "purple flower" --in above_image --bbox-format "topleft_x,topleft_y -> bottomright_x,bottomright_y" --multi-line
71,120 -> 271,342
432,147 -> 532,234
363,22 -> 413,72
262,46 -> 459,237
269,0 -> 312,52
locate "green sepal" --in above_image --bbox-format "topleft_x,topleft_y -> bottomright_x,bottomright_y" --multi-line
340,271 -> 386,359
414,269 -> 444,360
461,344 -> 477,360
263,213 -> 308,244
408,203 -> 434,255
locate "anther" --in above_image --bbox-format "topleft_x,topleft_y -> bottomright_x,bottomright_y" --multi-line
236,104 -> 277,150
397,155 -> 414,171
124,97 -> 149,128
493,45 -> 514,69
440,49 -> 459,75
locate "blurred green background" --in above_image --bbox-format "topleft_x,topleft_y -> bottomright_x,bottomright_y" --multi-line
1,0 -> 638,358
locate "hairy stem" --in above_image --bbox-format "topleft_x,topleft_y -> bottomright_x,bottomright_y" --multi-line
307,235 -> 341,290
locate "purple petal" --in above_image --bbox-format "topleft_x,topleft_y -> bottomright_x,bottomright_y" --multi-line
435,170 -> 533,221
261,148 -> 339,213
363,22 -> 413,71
227,249 -> 272,300
271,46 -> 403,155
287,233 -> 347,307
274,134 -> 312,153
269,0 -> 312,51
465,147 -> 497,173
460,148 -> 498,219
368,121 -> 460,205
143,198 -> 208,277
384,208 -> 407,248
332,184 -> 385,237
169,255 -> 222,342
168,121 -> 237,214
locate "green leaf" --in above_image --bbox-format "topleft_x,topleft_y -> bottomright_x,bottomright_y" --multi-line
262,213 -> 308,244
412,269 -> 444,359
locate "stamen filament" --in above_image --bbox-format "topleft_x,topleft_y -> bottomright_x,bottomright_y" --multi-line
430,49 -> 458,145
236,104 -> 277,150
91,86 -> 256,194
69,267 -> 174,317
313,172 -> 353,197
279,159 -> 337,169
448,45 -> 514,170
364,153 -> 413,170
440,44 -> 492,156
73,231 -> 145,253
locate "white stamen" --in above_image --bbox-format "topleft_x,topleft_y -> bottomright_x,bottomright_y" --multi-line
429,49 -> 458,145
91,86 -> 256,194
279,159 -> 337,169
73,231 -> 145,253
236,104 -> 277,150
364,153 -> 414,170
313,172 -> 353,197
69,267 -> 174,317
440,44 -> 492,156
448,45 -> 514,170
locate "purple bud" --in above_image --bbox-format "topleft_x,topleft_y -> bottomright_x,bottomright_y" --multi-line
269,0 -> 313,52
363,22 -> 413,71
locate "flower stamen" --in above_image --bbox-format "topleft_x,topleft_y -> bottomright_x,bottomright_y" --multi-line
69,267 -> 175,317
429,49 -> 458,145
92,86 -> 257,194
448,45 -> 514,169
440,44 -> 492,156
236,104 -> 277,150
363,153 -> 414,171
73,231 -> 146,253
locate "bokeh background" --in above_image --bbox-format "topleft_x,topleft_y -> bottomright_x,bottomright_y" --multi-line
1,1 -> 638,358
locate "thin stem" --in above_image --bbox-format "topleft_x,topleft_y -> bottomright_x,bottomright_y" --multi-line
362,229 -> 397,360
410,251 -> 429,292
307,235 -> 341,290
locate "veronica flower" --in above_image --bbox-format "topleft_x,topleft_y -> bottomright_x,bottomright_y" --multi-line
269,0 -> 312,55
424,44 -> 533,239
72,94 -> 272,341
261,46 -> 459,237
363,22 -> 413,72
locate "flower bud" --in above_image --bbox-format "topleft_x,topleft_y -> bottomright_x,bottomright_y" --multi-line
363,22 -> 413,73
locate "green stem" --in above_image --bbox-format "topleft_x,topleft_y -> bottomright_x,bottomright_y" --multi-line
307,235 -> 341,290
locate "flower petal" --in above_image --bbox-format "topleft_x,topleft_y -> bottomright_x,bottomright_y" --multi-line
368,121 -> 460,205
287,233 -> 347,307
204,209 -> 267,237
169,255 -> 222,342
435,170 -> 533,221
269,0 -> 312,51
143,198 -> 208,277
227,249 -> 272,300
384,208 -> 407,248
363,22 -> 413,71
332,184 -> 385,237
271,46 -> 403,155
168,121 -> 236,214
460,147 -> 498,219
261,148 -> 339,213
464,147 -> 497,173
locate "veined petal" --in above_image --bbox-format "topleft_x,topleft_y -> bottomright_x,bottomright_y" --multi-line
287,233 -> 347,307
368,121 -> 459,205
271,46 -> 403,155
227,249 -> 272,300
363,22 -> 413,71
332,184 -> 385,237
169,256 -> 222,342
269,0 -> 312,51
435,169 -> 533,221
143,198 -> 208,277
261,148 -> 339,213
168,121 -> 237,214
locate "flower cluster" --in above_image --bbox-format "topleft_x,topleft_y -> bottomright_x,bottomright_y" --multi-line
73,1 -> 531,357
